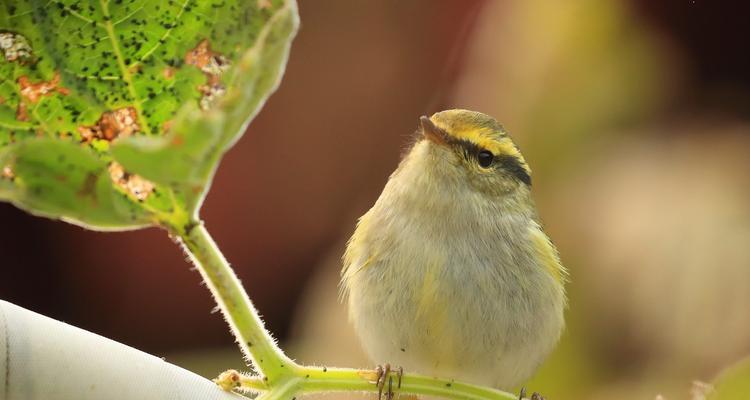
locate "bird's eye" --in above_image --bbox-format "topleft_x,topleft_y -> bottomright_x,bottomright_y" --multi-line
477,150 -> 494,168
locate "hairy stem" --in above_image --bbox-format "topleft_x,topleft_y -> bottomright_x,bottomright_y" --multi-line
298,367 -> 518,400
173,220 -> 294,381
234,367 -> 517,400
175,220 -> 518,400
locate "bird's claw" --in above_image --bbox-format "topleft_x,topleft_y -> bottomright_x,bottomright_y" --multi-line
518,388 -> 545,400
375,364 -> 403,400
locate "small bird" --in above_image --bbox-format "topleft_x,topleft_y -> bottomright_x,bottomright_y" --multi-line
341,110 -> 567,394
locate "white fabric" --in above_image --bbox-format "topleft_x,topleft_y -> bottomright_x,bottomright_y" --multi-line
0,300 -> 244,400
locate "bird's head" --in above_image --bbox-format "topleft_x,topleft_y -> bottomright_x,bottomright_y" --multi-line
411,109 -> 532,197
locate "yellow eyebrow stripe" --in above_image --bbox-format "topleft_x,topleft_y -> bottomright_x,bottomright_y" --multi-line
431,116 -> 531,176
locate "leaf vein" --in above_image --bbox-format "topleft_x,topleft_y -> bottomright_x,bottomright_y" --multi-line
133,0 -> 191,68
99,0 -> 152,135
113,4 -> 145,26
50,0 -> 102,27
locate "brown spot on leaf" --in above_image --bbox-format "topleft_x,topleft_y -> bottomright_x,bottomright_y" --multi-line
170,133 -> 183,147
185,39 -> 230,76
108,161 -> 154,201
18,72 -> 69,103
128,63 -> 142,75
257,0 -> 272,9
198,83 -> 226,110
185,39 -> 230,110
15,102 -> 29,122
2,165 -> 14,180
78,107 -> 140,143
162,119 -> 174,133
0,32 -> 32,63
77,172 -> 98,199
162,67 -> 175,79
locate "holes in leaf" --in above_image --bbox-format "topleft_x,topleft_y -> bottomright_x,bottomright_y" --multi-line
185,39 -> 230,77
0,31 -> 33,63
78,107 -> 140,143
198,83 -> 226,111
1,165 -> 14,181
108,161 -> 154,201
18,72 -> 69,103
185,39 -> 230,110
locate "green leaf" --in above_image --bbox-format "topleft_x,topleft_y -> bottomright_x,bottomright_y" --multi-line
0,0 -> 298,231
709,356 -> 750,400
0,138 -> 150,229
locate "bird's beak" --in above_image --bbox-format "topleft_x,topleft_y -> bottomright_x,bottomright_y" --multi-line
420,116 -> 448,146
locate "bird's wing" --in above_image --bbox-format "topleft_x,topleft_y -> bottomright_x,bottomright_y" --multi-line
528,221 -> 568,284
339,210 -> 377,299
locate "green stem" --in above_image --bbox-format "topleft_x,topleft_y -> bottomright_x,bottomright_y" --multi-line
298,367 -> 518,400
235,367 -> 517,400
254,378 -> 300,400
175,219 -> 518,400
174,219 -> 294,381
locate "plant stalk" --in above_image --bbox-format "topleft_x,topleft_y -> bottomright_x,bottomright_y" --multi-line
234,367 -> 517,400
175,220 -> 519,400
174,219 -> 294,381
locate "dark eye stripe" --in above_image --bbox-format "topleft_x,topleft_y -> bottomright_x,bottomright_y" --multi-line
449,138 -> 531,186
495,154 -> 532,185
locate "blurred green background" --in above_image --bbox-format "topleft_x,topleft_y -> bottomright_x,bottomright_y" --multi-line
2,1 -> 749,399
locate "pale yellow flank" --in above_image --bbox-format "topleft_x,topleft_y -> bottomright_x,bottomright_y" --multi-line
528,222 -> 568,283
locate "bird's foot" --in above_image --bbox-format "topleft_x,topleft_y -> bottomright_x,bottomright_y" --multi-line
375,363 -> 403,400
519,388 -> 545,400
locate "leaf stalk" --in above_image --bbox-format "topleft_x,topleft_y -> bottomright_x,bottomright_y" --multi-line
174,220 -> 518,400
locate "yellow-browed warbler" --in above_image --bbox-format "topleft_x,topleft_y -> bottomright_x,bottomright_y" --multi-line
341,110 -> 567,396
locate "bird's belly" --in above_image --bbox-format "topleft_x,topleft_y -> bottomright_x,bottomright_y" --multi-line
347,247 -> 564,389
